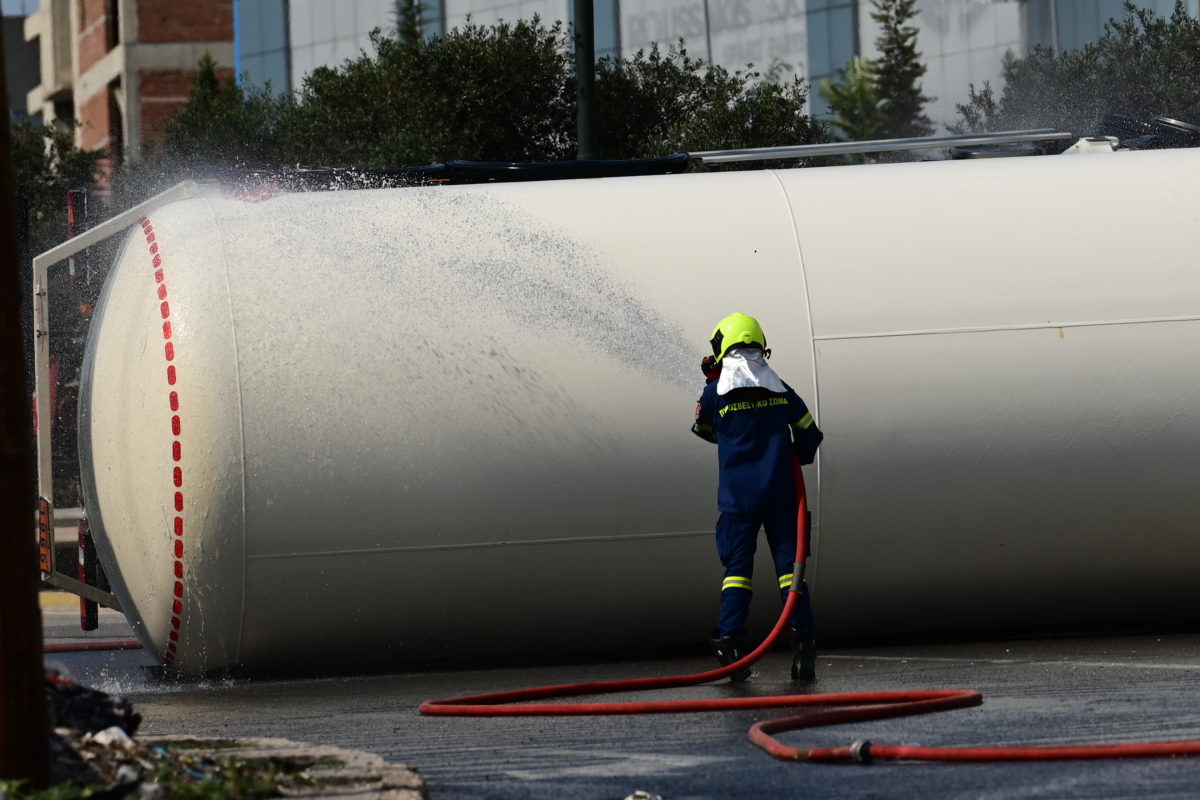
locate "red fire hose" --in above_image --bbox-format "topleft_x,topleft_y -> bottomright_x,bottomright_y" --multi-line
44,640 -> 143,653
422,460 -> 1200,763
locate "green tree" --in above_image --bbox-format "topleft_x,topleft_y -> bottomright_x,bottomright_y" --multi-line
283,20 -> 576,167
954,2 -> 1200,134
137,17 -> 821,173
818,57 -> 885,142
951,74 -> 1002,133
163,53 -> 291,168
394,0 -> 423,44
594,42 -> 822,162
820,0 -> 933,141
872,0 -> 933,138
8,119 -> 105,504
8,119 -> 103,257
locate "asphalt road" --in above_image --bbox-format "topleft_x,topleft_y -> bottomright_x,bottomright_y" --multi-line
42,594 -> 1200,799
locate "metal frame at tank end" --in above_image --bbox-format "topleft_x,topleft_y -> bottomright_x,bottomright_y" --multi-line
32,180 -> 202,609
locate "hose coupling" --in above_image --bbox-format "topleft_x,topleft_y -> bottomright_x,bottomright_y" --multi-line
790,562 -> 805,591
849,739 -> 873,764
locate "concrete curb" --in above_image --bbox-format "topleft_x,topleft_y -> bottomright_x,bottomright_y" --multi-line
142,736 -> 428,800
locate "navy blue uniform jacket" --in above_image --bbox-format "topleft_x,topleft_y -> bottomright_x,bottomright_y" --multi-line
692,382 -> 822,515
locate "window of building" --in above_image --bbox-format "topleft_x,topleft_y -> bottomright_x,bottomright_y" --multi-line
105,0 -> 119,49
805,0 -> 856,118
418,0 -> 445,38
235,0 -> 291,93
107,79 -> 123,163
1026,0 -> 1185,54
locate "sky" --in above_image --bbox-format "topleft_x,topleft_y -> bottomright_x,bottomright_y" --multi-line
2,0 -> 37,17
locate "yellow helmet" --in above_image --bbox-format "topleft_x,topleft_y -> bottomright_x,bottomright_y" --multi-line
709,312 -> 767,362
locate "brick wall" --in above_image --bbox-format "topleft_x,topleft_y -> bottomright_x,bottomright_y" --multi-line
137,0 -> 233,43
71,0 -> 235,162
76,0 -> 114,74
77,87 -> 112,151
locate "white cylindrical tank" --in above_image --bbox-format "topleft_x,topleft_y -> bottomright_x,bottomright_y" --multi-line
80,148 -> 1200,672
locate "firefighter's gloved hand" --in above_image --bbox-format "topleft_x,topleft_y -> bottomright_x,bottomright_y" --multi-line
701,356 -> 721,384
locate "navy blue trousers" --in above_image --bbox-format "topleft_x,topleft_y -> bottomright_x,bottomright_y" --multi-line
713,507 -> 814,638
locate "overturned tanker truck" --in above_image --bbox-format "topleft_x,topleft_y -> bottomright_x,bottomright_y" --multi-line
33,118 -> 1200,673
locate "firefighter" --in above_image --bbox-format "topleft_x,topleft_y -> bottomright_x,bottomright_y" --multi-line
691,312 -> 823,681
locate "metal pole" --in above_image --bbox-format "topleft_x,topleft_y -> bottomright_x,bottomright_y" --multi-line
703,0 -> 713,63
1049,0 -> 1060,56
573,0 -> 597,160
691,129 -> 1075,165
0,32 -> 51,789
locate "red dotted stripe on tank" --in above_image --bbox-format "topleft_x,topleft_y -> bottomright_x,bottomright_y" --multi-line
139,217 -> 185,665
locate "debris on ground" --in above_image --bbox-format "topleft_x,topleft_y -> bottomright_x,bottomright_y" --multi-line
48,671 -> 142,736
0,672 -> 426,800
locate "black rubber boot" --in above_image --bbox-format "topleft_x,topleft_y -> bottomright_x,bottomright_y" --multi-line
710,636 -> 752,682
790,628 -> 817,681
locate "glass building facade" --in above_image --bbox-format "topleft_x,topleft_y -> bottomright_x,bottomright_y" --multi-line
416,0 -> 446,37
1026,0 -> 1189,53
569,0 -> 621,61
805,0 -> 856,117
236,0 -> 291,92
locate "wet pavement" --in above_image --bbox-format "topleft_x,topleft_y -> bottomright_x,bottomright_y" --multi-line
42,594 -> 1200,799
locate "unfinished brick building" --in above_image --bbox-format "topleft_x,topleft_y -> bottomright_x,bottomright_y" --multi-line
25,0 -> 233,163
